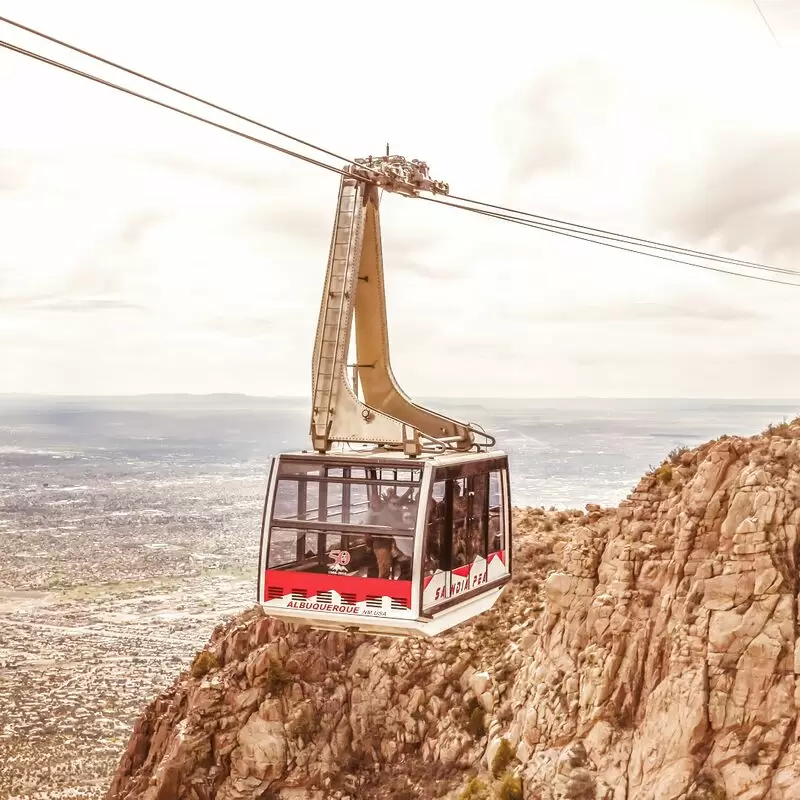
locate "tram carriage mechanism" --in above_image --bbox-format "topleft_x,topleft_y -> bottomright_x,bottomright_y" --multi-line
258,154 -> 512,637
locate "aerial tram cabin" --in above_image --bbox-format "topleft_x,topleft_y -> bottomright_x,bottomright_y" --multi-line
257,154 -> 513,637
258,449 -> 511,637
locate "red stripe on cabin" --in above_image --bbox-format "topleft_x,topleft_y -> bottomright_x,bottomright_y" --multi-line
264,569 -> 412,606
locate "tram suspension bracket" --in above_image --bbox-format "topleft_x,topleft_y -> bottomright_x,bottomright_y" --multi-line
348,155 -> 450,198
309,157 -> 479,454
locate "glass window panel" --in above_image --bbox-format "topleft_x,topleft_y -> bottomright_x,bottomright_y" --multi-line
304,481 -> 320,521
348,482 -> 370,524
278,461 -> 323,478
274,480 -> 298,519
367,485 -> 418,531
267,528 -> 300,568
267,530 -> 411,581
489,471 -> 501,506
488,471 -> 504,553
452,478 -> 469,568
424,480 -> 446,576
299,530 -> 319,560
467,474 -> 488,561
325,481 -> 343,522
272,479 -> 323,521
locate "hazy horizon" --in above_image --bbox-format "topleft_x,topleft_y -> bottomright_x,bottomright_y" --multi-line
3,393 -> 800,401
3,396 -> 799,510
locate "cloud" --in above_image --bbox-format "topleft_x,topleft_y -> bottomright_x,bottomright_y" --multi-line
242,202 -> 331,247
0,199 -> 189,321
496,58 -> 618,180
496,43 -> 800,273
0,293 -> 145,312
538,295 -> 767,324
45,210 -> 166,304
204,314 -> 274,340
389,259 -> 459,281
135,153 -> 281,191
648,132 -> 800,260
0,150 -> 35,191
115,211 -> 164,248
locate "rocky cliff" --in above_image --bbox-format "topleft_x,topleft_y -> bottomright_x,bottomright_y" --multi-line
107,420 -> 800,800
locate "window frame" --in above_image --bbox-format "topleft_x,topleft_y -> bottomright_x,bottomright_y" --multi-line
419,459 -> 511,616
266,457 -> 424,574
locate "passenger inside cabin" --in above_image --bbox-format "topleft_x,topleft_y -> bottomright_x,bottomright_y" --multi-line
452,482 -> 469,568
361,487 -> 417,579
489,513 -> 502,553
382,487 -> 417,528
392,535 -> 414,580
365,492 -> 384,525
424,495 -> 444,575
384,488 -> 416,579
424,540 -> 440,576
364,532 -> 395,579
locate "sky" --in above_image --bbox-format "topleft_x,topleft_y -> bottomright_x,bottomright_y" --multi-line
1,0 -> 800,399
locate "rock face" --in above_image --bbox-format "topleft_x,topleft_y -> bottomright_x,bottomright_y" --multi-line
107,421 -> 800,800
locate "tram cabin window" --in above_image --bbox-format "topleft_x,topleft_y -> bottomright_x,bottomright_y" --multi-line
423,467 -> 506,578
267,460 -> 422,581
488,470 -> 504,553
424,481 -> 446,576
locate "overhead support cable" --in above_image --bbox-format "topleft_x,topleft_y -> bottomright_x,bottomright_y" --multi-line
750,0 -> 781,47
420,196 -> 800,288
0,40 -> 350,177
1,17 -> 796,288
442,194 -> 796,275
0,14 -> 376,174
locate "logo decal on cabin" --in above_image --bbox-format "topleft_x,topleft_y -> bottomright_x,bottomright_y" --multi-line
329,549 -> 351,566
